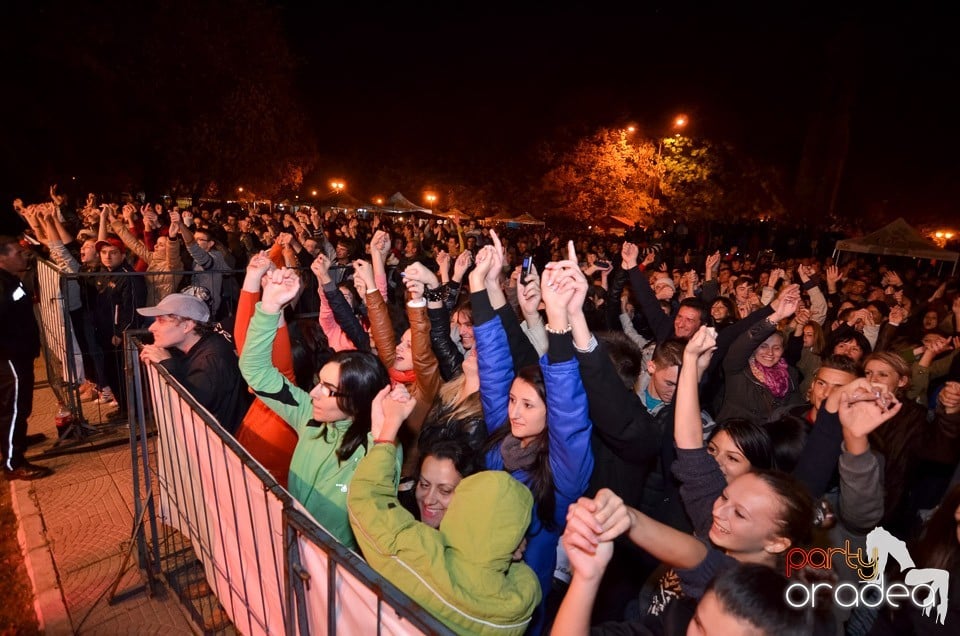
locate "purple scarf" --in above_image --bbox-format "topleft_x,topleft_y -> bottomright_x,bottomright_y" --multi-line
749,356 -> 790,399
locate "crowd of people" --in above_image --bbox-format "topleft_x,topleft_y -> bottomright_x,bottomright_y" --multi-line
3,189 -> 960,635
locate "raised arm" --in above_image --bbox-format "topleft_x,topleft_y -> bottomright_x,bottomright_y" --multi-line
564,489 -> 709,572
622,241 -> 673,343
237,269 -> 313,431
516,262 -> 548,356
675,326 -> 716,450
358,258 -> 397,369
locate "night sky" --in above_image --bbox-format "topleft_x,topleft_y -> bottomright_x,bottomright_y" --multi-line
4,4 -> 959,225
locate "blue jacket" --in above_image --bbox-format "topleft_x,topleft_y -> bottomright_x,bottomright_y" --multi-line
475,315 -> 594,601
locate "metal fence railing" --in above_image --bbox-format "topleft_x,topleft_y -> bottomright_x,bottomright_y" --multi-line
123,336 -> 452,635
34,258 -> 89,438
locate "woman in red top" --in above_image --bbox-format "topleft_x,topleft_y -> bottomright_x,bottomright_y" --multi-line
233,250 -> 299,487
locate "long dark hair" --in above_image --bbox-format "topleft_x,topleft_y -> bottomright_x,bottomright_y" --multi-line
483,365 -> 556,528
752,469 -> 816,549
287,315 -> 333,392
322,351 -> 390,462
710,419 -> 775,470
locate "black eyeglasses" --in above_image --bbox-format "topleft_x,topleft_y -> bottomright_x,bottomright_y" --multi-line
317,381 -> 345,398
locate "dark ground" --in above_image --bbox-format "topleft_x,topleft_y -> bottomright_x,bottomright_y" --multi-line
0,482 -> 42,635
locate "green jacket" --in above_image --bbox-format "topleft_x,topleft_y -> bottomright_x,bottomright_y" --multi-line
347,444 -> 541,635
238,304 -> 400,550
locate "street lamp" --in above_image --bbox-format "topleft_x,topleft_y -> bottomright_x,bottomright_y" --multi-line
651,114 -> 690,205
424,193 -> 437,210
330,180 -> 345,193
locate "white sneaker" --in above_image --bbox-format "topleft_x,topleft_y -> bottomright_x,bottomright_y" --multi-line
95,388 -> 118,405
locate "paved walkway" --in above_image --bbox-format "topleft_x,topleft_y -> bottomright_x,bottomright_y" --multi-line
8,358 -> 198,635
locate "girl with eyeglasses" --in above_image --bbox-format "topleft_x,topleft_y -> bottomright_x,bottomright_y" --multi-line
239,267 -> 390,550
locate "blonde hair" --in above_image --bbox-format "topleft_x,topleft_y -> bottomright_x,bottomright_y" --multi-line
434,374 -> 483,424
863,351 -> 911,396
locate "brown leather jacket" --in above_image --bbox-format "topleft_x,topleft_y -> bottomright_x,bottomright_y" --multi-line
366,290 -> 442,474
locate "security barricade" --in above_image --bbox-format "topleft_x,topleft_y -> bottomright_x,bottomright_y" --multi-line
34,257 -> 83,419
124,334 -> 452,635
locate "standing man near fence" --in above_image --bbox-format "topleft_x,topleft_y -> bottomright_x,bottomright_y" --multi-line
0,235 -> 52,480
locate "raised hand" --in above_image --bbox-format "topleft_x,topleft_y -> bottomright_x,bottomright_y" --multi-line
825,264 -> 841,288
684,325 -> 718,362
486,229 -> 505,285
517,263 -> 542,318
839,385 -> 902,444
371,384 -> 416,442
564,489 -> 632,556
888,304 -> 907,326
884,270 -> 903,287
469,245 -> 496,289
404,261 -> 440,290
642,250 -> 657,268
452,249 -> 473,282
353,258 -> 376,292
261,267 -> 301,313
310,253 -> 331,283
371,229 -> 391,259
404,276 -> 426,302
621,242 -> 639,270
705,250 -> 721,273
793,306 -> 812,330
435,250 -> 450,279
247,250 -> 273,276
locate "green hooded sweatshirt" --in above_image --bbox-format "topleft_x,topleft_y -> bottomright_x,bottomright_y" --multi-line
348,444 -> 541,635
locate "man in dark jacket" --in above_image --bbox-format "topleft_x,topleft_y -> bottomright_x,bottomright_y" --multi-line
138,293 -> 250,433
92,235 -> 146,410
0,236 -> 52,479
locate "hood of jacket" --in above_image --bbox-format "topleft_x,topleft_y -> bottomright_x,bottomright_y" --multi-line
440,470 -> 532,572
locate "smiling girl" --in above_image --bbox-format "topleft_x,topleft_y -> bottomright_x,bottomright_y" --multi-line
473,234 -> 594,632
717,285 -> 804,424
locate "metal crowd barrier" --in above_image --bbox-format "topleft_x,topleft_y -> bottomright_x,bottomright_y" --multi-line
34,257 -> 84,423
123,334 -> 452,635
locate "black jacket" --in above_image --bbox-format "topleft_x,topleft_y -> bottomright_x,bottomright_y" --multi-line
159,332 -> 250,434
0,269 -> 39,360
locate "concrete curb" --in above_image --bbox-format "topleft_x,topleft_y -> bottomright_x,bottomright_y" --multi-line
9,479 -> 72,634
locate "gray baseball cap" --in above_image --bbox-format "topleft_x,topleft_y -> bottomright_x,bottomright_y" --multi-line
137,293 -> 210,322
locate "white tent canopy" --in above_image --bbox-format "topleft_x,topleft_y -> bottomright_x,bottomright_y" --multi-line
378,192 -> 434,216
833,217 -> 958,274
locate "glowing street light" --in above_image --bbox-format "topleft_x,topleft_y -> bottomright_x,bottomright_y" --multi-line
237,187 -> 244,193
311,189 -> 318,197
424,193 -> 437,209
330,180 -> 345,193
374,197 -> 384,205
651,114 -> 691,204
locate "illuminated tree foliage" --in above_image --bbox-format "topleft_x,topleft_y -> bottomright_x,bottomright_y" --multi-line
540,127 -> 786,225
541,129 -> 657,224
